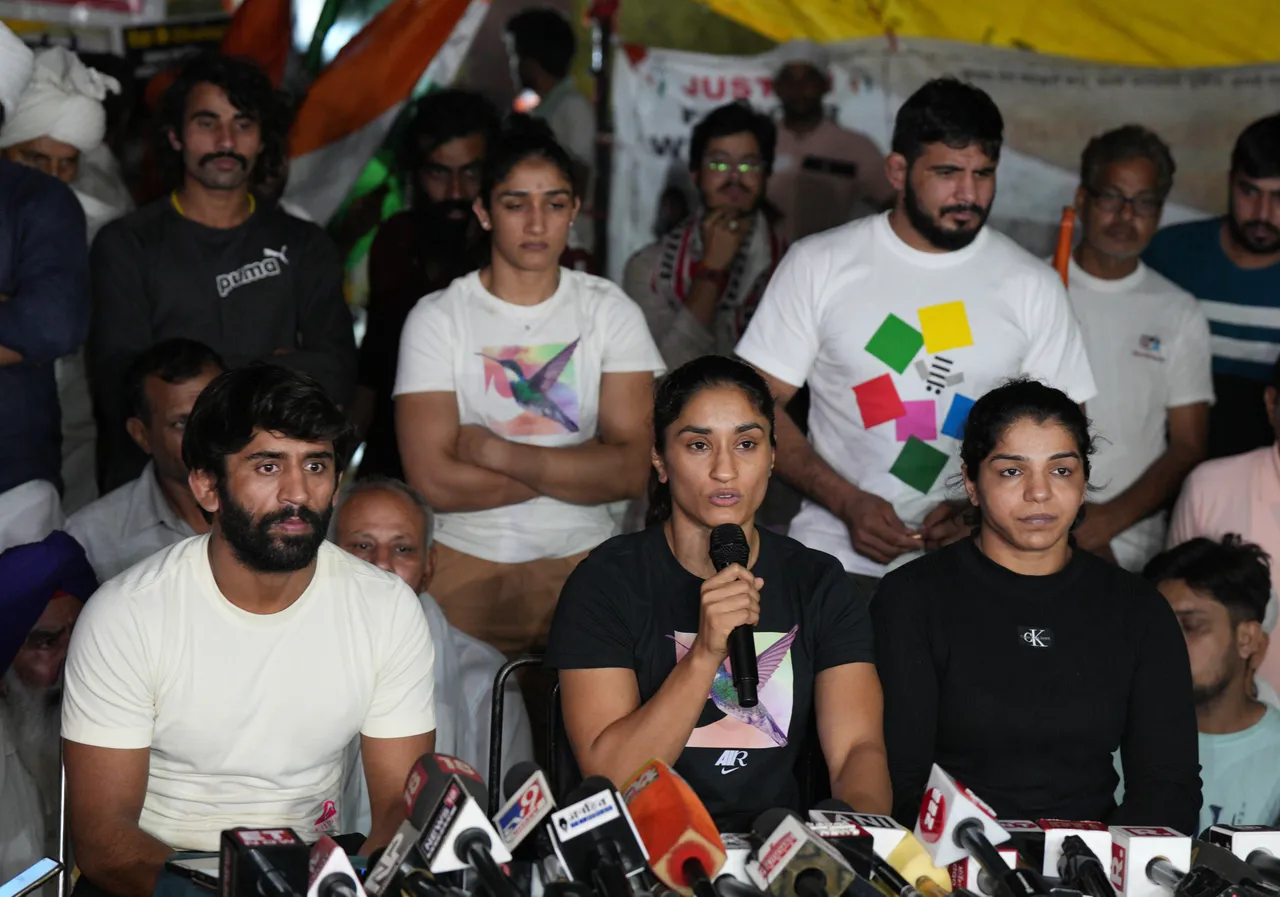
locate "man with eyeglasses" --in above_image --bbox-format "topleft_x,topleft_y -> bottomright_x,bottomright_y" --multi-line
767,40 -> 894,243
355,89 -> 499,481
625,101 -> 787,370
1064,125 -> 1212,571
1145,114 -> 1280,460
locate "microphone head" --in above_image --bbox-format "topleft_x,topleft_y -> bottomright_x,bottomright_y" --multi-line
623,760 -> 726,895
748,809 -> 857,897
503,761 -> 543,802
709,524 -> 749,570
813,799 -> 854,814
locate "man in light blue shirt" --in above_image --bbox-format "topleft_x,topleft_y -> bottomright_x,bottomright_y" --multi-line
1145,535 -> 1280,830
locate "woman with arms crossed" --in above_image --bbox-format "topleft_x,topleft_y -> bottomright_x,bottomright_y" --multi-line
874,378 -> 1201,834
545,356 -> 890,827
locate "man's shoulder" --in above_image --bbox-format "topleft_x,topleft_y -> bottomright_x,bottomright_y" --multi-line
65,476 -> 145,540
1137,264 -> 1199,307
787,214 -> 878,265
1186,447 -> 1273,492
979,227 -> 1066,284
82,535 -> 208,622
1149,218 -> 1219,250
93,198 -> 170,245
320,542 -> 420,604
625,240 -> 662,275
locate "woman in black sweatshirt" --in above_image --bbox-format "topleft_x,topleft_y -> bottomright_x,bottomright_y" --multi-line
873,378 -> 1201,835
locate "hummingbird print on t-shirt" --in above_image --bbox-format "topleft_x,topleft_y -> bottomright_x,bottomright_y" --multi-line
479,338 -> 581,433
670,625 -> 799,746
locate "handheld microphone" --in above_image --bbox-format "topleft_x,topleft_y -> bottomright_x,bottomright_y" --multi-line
220,828 -> 310,897
748,808 -> 857,897
307,835 -> 366,897
709,524 -> 758,708
622,759 -> 726,897
549,775 -> 652,896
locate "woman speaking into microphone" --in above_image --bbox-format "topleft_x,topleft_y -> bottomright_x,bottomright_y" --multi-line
544,356 -> 890,826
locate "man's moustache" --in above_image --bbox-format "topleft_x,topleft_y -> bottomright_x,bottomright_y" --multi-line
199,152 -> 248,169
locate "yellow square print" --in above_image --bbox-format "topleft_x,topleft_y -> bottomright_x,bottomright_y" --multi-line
918,301 -> 974,354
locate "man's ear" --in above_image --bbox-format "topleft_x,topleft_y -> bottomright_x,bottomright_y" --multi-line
188,469 -> 220,516
886,152 -> 909,194
126,417 -> 152,456
422,543 -> 438,594
1238,620 -> 1269,669
167,128 -> 182,154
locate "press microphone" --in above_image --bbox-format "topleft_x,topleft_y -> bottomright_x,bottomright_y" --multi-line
1203,826 -> 1280,887
913,766 -> 1046,897
1057,835 -> 1114,897
1108,827 -> 1191,897
549,775 -> 653,897
363,822 -> 425,897
622,759 -> 726,897
307,835 -> 366,897
812,799 -> 946,897
709,524 -> 758,708
362,846 -> 443,897
749,808 -> 857,897
1039,822 -> 1112,880
220,828 -> 310,897
494,760 -> 557,858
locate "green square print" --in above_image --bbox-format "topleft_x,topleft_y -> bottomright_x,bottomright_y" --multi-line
889,437 -> 949,494
865,314 -> 925,374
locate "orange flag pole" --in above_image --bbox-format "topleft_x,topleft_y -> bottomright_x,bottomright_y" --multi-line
1052,206 -> 1075,286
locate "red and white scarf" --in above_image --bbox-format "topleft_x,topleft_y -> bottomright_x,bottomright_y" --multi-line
650,210 -> 786,351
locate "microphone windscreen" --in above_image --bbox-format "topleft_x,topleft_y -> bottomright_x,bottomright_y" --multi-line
623,760 -> 725,895
565,775 -> 616,803
503,761 -> 542,802
709,524 -> 749,570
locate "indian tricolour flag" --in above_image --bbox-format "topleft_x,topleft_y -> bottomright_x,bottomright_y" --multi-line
282,0 -> 490,224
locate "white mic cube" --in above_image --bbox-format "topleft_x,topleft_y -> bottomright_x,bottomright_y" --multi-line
808,811 -> 908,858
1108,826 -> 1189,897
1038,819 -> 1111,878
914,764 -> 1011,867
1204,824 -> 1280,861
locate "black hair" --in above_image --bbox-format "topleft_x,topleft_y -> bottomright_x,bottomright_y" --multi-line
402,89 -> 500,172
689,101 -> 778,177
182,364 -> 356,479
506,9 -> 577,80
1143,534 -> 1271,625
1231,113 -> 1280,180
125,338 -> 224,425
646,356 -> 776,526
159,53 -> 292,185
891,77 -> 1003,166
957,378 -> 1094,532
1080,124 -> 1176,200
479,115 -> 578,207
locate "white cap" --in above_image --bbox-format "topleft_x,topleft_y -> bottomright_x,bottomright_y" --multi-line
0,47 -> 120,154
774,39 -> 830,77
0,24 -> 34,123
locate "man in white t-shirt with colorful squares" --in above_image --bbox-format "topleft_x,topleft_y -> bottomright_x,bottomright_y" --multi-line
61,366 -> 436,897
736,77 -> 1097,589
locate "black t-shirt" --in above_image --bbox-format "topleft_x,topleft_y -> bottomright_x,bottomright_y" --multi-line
544,524 -> 874,826
872,538 -> 1201,836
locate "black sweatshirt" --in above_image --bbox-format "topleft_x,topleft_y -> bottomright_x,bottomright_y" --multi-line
87,200 -> 357,488
872,538 -> 1201,835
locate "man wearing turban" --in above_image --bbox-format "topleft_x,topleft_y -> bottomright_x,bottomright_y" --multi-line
0,47 -> 126,517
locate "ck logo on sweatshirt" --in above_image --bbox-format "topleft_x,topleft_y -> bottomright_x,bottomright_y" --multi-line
1018,626 -> 1054,649
215,246 -> 289,298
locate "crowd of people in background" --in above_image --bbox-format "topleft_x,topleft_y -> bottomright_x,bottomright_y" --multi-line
3,7 -> 1280,888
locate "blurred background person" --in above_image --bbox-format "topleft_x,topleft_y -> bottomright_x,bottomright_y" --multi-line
354,90 -> 498,481
767,40 -> 893,243
625,101 -> 786,371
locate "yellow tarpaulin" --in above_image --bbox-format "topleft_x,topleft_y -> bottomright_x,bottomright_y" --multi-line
702,0 -> 1280,67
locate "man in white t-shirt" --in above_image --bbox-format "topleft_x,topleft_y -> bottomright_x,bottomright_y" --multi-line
1064,126 -> 1213,571
736,78 -> 1097,586
62,366 -> 436,897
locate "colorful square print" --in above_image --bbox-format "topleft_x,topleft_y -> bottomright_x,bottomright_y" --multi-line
941,393 -> 976,440
918,301 -> 974,354
865,314 -> 924,374
479,339 -> 581,436
672,627 -> 798,749
890,437 -> 950,493
852,374 -> 906,428
895,400 -> 937,443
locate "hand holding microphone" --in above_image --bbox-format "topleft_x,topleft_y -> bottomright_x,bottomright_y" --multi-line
706,524 -> 760,707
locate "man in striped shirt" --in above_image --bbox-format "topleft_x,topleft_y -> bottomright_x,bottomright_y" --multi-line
1145,114 -> 1280,459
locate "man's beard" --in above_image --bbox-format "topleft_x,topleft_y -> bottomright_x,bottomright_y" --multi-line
190,151 -> 252,191
903,178 -> 989,251
1227,198 -> 1280,255
1,667 -> 62,807
416,198 -> 475,252
1192,658 -> 1237,707
217,481 -> 333,573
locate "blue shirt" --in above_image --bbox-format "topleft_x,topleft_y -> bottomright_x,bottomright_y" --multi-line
0,162 -> 89,496
1200,705 -> 1280,831
1144,218 -> 1280,382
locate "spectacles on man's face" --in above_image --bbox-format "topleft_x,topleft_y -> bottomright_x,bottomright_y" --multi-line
1087,188 -> 1163,218
705,157 -> 764,176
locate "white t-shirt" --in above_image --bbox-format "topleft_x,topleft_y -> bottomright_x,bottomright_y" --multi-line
1066,257 -> 1214,571
736,212 -> 1097,577
394,269 -> 665,563
61,535 -> 436,851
